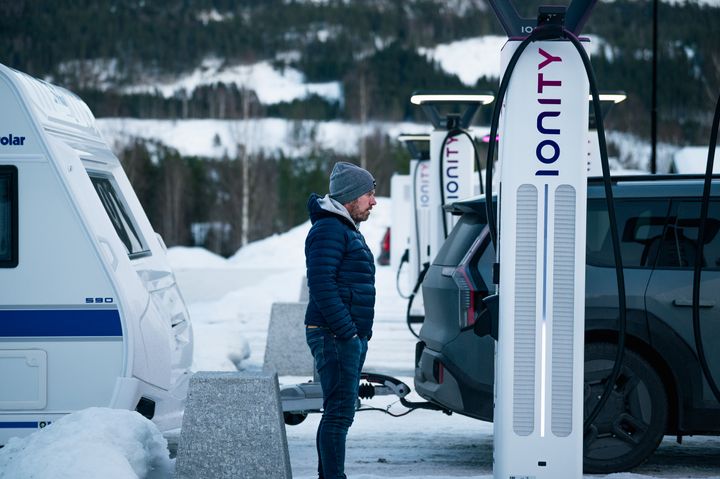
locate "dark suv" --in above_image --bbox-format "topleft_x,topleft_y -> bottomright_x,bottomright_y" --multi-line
414,175 -> 720,473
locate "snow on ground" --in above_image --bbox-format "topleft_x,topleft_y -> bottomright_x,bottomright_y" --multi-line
3,195 -> 720,478
672,146 -> 720,174
0,408 -> 172,479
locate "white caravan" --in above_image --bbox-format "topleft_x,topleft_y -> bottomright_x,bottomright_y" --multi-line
0,63 -> 193,445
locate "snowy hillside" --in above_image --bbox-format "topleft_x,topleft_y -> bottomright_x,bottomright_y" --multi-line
122,58 -> 342,105
97,118 -> 439,159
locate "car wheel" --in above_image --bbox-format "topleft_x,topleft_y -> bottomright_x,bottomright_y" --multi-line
583,342 -> 667,474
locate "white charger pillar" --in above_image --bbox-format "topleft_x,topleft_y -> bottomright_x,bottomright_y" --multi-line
411,92 -> 494,263
487,2 -> 596,478
398,134 -> 432,294
390,173 -> 411,274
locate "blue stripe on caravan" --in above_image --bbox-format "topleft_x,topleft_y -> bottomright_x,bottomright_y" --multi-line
0,309 -> 122,337
0,422 -> 38,428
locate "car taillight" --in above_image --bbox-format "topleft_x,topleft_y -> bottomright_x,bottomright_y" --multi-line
452,265 -> 476,328
382,227 -> 391,252
451,229 -> 489,329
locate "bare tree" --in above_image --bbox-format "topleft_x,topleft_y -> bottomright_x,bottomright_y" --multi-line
158,153 -> 190,245
240,87 -> 251,247
359,70 -> 369,170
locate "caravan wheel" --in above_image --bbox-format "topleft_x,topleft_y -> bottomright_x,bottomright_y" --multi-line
583,342 -> 667,473
283,411 -> 308,426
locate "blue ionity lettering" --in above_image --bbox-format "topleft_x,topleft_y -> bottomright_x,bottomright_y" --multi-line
536,48 -> 562,177
444,136 -> 461,201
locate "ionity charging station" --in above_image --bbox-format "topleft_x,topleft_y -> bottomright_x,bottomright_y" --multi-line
484,1 -> 601,477
411,92 -> 494,264
397,134 -> 431,298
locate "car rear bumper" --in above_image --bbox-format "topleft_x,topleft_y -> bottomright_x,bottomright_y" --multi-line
414,342 -> 494,421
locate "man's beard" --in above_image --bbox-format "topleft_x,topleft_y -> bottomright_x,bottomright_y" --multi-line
347,200 -> 371,223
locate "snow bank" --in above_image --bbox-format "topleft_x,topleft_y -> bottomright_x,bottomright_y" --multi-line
672,146 -> 720,174
227,196 -> 391,269
166,246 -> 233,270
0,408 -> 171,479
168,197 -> 390,372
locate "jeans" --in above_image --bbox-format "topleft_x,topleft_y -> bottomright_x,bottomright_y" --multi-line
306,327 -> 368,479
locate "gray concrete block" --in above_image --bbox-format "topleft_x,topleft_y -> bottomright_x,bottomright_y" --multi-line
174,371 -> 292,479
263,301 -> 314,376
299,276 -> 309,302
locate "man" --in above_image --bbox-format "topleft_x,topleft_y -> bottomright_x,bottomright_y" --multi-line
304,161 -> 377,479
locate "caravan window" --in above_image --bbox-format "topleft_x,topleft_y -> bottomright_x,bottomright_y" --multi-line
90,175 -> 149,258
0,166 -> 18,268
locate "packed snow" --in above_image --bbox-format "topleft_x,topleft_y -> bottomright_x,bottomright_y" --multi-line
3,195 -> 720,478
0,408 -> 172,479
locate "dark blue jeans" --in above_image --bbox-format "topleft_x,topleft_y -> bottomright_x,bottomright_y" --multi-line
306,327 -> 368,479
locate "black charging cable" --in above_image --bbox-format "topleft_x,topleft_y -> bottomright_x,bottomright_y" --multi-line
692,93 -> 720,402
405,261 -> 429,339
481,22 -> 628,431
395,249 -> 410,299
396,159 -> 428,301
402,160 -> 429,336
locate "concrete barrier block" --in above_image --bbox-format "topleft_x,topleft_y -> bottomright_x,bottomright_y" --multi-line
174,371 -> 292,479
263,302 -> 313,376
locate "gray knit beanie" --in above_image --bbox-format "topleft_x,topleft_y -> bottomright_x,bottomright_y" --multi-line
329,162 -> 376,204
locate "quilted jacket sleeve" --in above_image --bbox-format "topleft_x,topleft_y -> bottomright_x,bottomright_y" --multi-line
305,219 -> 358,339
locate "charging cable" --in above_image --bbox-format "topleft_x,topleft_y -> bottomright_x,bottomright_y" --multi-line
692,93 -> 720,402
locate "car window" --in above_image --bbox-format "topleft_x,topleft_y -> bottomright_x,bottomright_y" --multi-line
434,213 -> 487,267
654,199 -> 720,270
0,166 -> 18,268
475,235 -> 495,291
89,174 -> 149,258
586,198 -> 671,268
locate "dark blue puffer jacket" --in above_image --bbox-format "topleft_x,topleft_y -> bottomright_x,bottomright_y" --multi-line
304,193 -> 376,340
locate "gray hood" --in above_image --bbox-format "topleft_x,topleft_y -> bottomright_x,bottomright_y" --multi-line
317,194 -> 360,230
